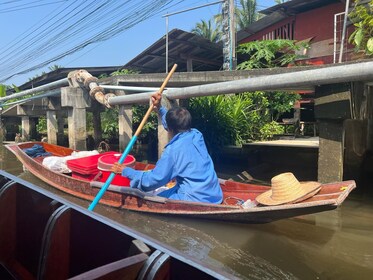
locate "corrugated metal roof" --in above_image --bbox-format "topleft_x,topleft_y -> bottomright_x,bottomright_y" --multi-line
123,29 -> 223,73
260,0 -> 343,15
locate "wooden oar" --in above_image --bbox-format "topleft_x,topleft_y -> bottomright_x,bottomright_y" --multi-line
88,64 -> 177,211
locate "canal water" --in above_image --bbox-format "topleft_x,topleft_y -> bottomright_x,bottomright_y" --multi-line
1,145 -> 372,280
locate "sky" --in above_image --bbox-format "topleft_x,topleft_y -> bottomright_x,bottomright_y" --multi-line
0,0 -> 277,87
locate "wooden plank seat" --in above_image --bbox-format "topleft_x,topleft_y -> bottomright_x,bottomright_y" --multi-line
0,181 -> 63,280
38,206 -> 148,280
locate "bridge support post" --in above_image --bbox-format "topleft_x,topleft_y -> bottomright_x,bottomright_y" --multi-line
157,97 -> 178,158
46,96 -> 62,145
57,112 -> 65,145
118,105 -> 132,152
46,111 -> 57,144
116,90 -> 132,152
315,83 -> 352,183
61,87 -> 90,150
21,117 -> 31,141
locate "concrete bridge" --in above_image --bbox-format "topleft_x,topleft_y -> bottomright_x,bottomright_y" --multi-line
1,60 -> 372,184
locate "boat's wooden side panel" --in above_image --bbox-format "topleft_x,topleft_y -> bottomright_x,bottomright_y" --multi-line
0,171 -> 237,280
39,207 -> 147,280
7,143 -> 124,207
5,142 -> 356,224
0,181 -> 63,279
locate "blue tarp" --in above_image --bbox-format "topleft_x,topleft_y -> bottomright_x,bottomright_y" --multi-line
23,144 -> 51,158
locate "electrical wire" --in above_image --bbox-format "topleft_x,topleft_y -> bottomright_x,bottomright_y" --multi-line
0,0 -> 185,84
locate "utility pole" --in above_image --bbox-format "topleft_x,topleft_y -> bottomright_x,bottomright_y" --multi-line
222,0 -> 236,70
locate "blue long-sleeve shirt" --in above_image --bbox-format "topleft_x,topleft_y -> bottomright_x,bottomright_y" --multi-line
122,107 -> 223,204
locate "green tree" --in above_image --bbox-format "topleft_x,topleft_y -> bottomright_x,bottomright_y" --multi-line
0,85 -> 6,98
237,39 -> 304,69
191,19 -> 221,43
214,0 -> 261,31
348,0 -> 373,55
48,64 -> 61,71
189,39 -> 302,158
236,0 -> 260,30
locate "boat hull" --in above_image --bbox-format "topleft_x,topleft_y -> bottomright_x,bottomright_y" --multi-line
0,170 -> 232,280
6,142 -> 356,223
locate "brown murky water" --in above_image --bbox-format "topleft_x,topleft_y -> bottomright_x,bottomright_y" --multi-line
1,145 -> 372,279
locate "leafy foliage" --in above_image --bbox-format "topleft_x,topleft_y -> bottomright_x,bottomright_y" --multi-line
101,107 -> 119,141
237,40 -> 304,69
132,105 -> 158,143
99,68 -> 139,79
110,68 -> 139,76
0,85 -> 6,98
236,0 -> 260,30
189,92 -> 298,159
348,0 -> 373,55
36,116 -> 47,134
191,19 -> 221,43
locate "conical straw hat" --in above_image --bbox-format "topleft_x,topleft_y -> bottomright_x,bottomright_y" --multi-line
255,172 -> 321,206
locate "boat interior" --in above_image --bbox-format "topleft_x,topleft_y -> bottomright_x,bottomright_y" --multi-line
0,171 -> 223,280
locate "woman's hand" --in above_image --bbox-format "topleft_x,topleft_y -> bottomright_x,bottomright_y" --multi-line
151,92 -> 162,110
111,162 -> 126,174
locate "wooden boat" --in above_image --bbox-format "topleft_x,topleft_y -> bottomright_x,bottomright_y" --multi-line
0,170 -> 234,280
6,141 -> 356,224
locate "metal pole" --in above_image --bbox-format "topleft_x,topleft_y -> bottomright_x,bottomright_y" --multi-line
333,13 -> 337,63
338,0 -> 350,63
166,16 -> 169,73
100,85 -> 171,92
0,78 -> 68,103
108,61 -> 373,105
162,1 -> 224,17
162,1 -> 224,73
229,0 -> 236,70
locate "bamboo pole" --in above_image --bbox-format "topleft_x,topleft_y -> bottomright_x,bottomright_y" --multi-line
88,64 -> 177,211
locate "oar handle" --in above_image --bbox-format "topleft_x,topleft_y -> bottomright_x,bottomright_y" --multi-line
88,64 -> 177,211
134,63 -> 177,137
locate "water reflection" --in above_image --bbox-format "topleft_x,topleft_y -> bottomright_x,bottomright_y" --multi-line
2,145 -> 373,279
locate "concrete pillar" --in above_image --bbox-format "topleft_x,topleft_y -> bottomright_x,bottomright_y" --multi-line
367,86 -> 373,151
46,96 -> 62,145
21,116 -> 30,141
92,111 -> 102,145
57,112 -> 65,145
118,105 -> 132,152
157,97 -> 178,158
61,87 -> 90,150
0,119 -> 3,144
315,83 -> 351,183
318,121 -> 344,182
186,58 -> 193,72
46,110 -> 58,144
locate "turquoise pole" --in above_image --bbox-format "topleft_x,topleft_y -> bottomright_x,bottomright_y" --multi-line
88,135 -> 137,211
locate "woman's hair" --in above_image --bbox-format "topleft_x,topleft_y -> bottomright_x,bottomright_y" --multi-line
166,107 -> 192,134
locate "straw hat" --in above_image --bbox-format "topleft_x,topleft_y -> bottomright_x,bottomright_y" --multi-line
255,172 -> 321,206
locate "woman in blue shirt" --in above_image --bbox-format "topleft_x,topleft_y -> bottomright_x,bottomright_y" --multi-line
111,93 -> 223,204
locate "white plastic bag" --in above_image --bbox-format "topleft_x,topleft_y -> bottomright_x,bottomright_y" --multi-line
42,156 -> 71,173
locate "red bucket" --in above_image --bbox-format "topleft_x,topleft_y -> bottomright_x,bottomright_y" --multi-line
98,154 -> 136,187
